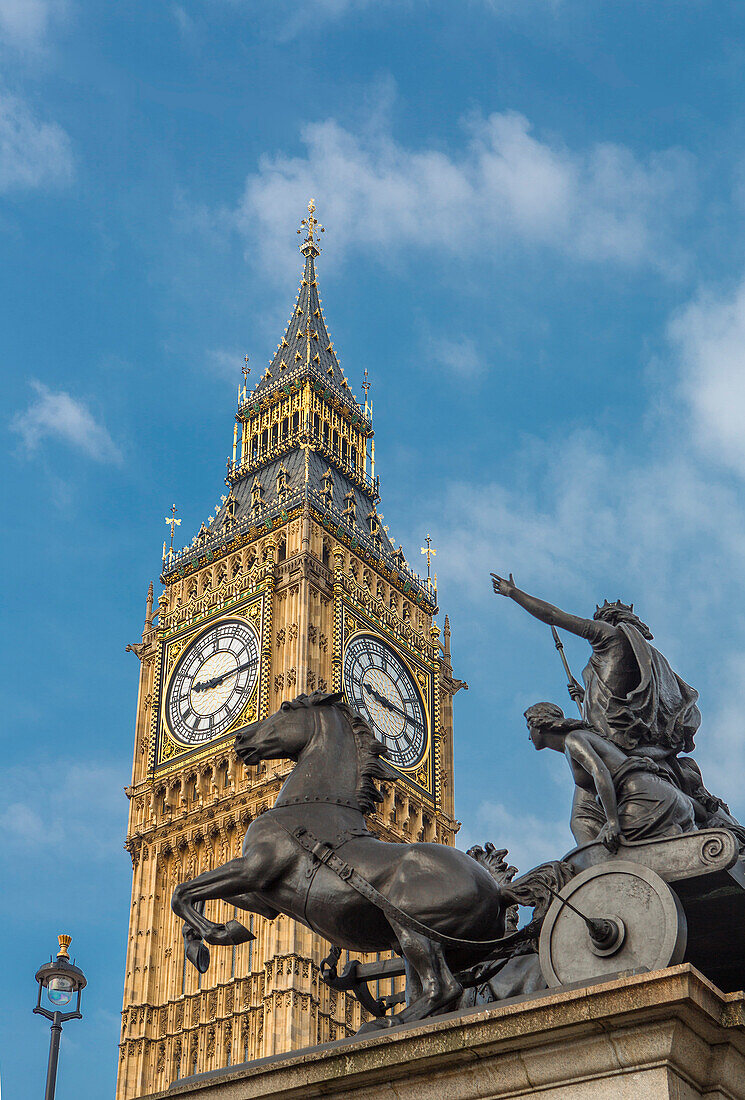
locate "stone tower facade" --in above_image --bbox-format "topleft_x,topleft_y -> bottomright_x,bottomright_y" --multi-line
116,204 -> 464,1098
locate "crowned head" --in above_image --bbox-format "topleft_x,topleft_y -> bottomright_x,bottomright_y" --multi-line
593,599 -> 653,640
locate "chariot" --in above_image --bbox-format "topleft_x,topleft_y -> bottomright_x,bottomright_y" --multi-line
323,826 -> 745,1019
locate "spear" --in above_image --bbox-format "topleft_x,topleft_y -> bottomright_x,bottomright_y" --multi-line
551,626 -> 583,716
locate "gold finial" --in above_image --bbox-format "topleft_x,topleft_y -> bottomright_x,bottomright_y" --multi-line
164,504 -> 181,566
238,355 -> 250,406
57,934 -> 72,959
362,368 -> 372,419
165,504 -> 181,546
420,534 -> 437,580
298,198 -> 324,257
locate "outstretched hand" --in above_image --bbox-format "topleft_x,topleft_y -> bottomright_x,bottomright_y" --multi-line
491,572 -> 516,598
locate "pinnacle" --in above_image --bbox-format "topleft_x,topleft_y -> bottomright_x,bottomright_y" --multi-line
247,249 -> 361,409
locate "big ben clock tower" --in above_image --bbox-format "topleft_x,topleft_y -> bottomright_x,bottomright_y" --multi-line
116,203 -> 464,1098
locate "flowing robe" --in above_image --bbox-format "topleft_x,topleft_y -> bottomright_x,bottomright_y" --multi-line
581,622 -> 701,755
609,755 -> 696,840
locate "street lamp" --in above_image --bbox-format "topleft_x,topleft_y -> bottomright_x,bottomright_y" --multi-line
34,934 -> 87,1100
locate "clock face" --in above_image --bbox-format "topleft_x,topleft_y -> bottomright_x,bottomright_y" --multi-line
343,633 -> 428,769
165,618 -> 260,745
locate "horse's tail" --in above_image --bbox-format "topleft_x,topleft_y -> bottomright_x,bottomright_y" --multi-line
467,842 -> 520,932
467,843 -> 576,932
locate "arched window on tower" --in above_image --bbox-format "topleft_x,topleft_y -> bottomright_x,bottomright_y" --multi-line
277,536 -> 287,562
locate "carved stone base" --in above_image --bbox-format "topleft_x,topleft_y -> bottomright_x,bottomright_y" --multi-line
141,965 -> 745,1099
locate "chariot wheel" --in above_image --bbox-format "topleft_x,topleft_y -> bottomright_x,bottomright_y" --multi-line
539,860 -> 687,988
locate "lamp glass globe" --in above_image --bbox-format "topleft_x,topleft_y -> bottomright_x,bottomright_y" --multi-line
47,976 -> 74,1007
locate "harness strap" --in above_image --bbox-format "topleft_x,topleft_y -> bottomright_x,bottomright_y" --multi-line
293,822 -> 370,924
278,821 -> 537,954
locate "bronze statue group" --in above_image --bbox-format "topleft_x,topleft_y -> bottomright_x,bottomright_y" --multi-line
171,573 -> 745,1036
491,573 -> 745,854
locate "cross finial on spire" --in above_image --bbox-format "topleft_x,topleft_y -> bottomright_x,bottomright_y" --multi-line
243,355 -> 250,384
420,534 -> 437,580
298,198 -> 324,257
165,504 -> 181,565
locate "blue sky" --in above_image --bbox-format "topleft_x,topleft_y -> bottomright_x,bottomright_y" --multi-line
4,1 -> 745,1095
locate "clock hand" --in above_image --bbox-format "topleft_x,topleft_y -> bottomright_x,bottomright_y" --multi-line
192,657 -> 257,693
363,683 -> 419,727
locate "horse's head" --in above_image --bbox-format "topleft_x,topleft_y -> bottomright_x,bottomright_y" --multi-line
234,690 -> 344,766
235,690 -> 389,813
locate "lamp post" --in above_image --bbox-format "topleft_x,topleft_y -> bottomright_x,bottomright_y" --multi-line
34,934 -> 87,1100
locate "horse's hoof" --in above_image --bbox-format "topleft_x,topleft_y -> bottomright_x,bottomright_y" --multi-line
225,919 -> 256,944
205,920 -> 255,946
185,937 -> 211,973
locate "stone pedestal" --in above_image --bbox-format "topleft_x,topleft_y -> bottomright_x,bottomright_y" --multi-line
142,965 -> 745,1099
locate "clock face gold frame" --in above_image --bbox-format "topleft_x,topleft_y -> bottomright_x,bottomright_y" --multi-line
343,633 -> 428,770
339,602 -> 437,801
164,617 -> 260,746
151,595 -> 265,771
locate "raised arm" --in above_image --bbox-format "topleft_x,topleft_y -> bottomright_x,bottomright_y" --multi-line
491,573 -> 614,644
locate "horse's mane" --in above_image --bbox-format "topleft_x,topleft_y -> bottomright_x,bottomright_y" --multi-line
288,691 -> 389,814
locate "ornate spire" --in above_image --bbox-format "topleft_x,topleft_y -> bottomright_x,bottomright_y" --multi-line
246,201 -> 361,408
162,203 -> 434,611
298,198 -> 324,257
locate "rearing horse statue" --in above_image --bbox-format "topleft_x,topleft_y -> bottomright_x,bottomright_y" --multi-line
172,691 -> 516,1028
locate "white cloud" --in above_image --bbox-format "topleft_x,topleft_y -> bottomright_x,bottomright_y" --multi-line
428,430 -> 745,626
459,800 -> 573,873
426,334 -> 484,380
669,276 -> 745,478
0,0 -> 61,50
233,110 -> 693,281
206,347 -> 250,382
407,388 -> 745,841
171,3 -> 197,44
236,0 -> 560,40
0,762 -> 125,861
0,89 -> 73,192
11,381 -> 122,463
693,652 -> 745,822
247,0 -> 396,39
